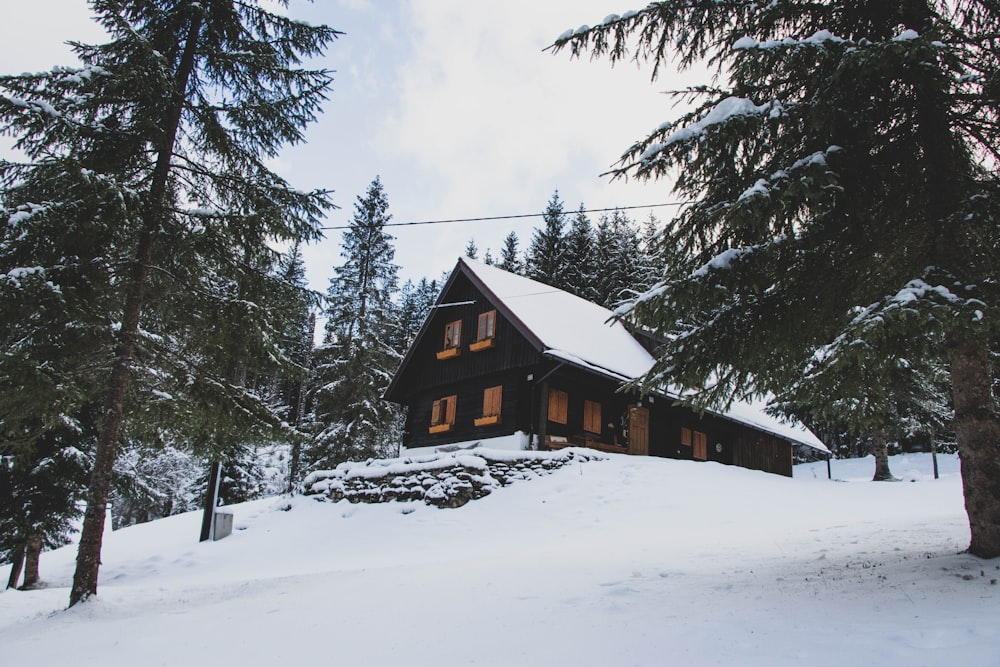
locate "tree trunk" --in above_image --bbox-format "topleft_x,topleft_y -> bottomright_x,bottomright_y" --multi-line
69,13 -> 204,608
871,428 -> 896,481
948,333 -> 1000,558
20,533 -> 42,589
6,542 -> 24,590
287,314 -> 315,492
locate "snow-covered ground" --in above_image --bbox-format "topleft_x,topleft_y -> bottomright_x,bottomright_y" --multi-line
1,453 -> 996,666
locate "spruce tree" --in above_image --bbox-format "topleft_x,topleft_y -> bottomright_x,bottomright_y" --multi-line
394,277 -> 439,353
272,241 -> 317,490
464,238 -> 479,260
524,191 -> 567,287
393,279 -> 423,354
562,204 -> 599,303
1,0 -> 337,605
308,177 -> 401,469
593,211 -> 645,309
556,1 -> 1000,556
498,231 -> 523,274
111,439 -> 202,527
0,417 -> 92,589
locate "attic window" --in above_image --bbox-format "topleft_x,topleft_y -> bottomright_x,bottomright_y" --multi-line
474,385 -> 502,426
437,320 -> 462,359
470,310 -> 497,352
429,395 -> 457,434
681,427 -> 708,460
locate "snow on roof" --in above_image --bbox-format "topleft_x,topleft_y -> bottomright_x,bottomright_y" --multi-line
461,258 -> 828,453
696,394 -> 828,452
461,258 -> 654,380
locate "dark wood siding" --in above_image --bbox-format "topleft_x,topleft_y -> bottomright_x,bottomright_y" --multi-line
734,429 -> 794,477
391,274 -> 539,402
543,367 -> 635,449
403,369 -> 532,449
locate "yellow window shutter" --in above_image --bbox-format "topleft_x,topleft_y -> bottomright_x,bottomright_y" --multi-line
445,395 -> 457,425
483,385 -> 502,417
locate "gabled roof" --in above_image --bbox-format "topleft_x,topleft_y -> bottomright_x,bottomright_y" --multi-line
461,258 -> 654,381
388,257 -> 827,453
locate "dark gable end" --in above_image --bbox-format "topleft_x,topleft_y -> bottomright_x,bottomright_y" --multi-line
385,257 -> 543,405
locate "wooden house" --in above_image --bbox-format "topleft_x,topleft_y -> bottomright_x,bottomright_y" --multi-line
385,258 -> 828,476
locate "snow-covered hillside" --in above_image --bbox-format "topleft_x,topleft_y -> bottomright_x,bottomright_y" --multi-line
1,453 -> 997,666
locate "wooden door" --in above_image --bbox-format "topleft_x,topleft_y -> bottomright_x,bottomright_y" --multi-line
628,406 -> 650,456
693,430 -> 707,460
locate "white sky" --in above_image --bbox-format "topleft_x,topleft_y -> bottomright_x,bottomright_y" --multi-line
0,1 -> 699,290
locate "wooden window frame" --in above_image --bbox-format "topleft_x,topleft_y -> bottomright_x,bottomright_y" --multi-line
583,400 -> 602,434
429,395 -> 457,433
474,385 -> 502,426
547,388 -> 568,425
437,320 -> 462,359
470,310 -> 497,352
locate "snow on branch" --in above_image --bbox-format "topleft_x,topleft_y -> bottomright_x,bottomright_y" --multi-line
732,29 -> 847,51
691,246 -> 756,277
640,97 -> 777,164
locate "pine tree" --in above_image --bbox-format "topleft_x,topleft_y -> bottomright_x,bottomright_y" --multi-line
770,323 -> 953,481
638,212 -> 669,285
498,231 -> 523,274
464,238 -> 479,260
562,204 -> 599,302
272,241 -> 317,490
394,276 -> 439,353
524,191 -> 567,287
593,211 -> 645,309
111,439 -> 202,528
308,177 -> 401,469
1,1 -> 337,605
556,1 -> 1000,555
1,417 -> 92,589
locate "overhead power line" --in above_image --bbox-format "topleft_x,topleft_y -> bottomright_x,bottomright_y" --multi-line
318,202 -> 687,231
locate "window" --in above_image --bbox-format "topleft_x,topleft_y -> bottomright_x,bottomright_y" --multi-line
470,310 -> 497,351
547,388 -> 568,424
437,320 -> 462,359
474,385 -> 502,426
681,427 -> 708,460
429,395 -> 457,433
444,320 -> 462,348
583,400 -> 602,434
478,310 -> 496,340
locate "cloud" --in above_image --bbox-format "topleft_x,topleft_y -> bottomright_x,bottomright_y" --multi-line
374,1 -> 685,279
0,2 -> 107,74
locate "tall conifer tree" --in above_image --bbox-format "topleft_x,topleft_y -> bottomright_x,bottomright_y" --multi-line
524,191 -> 567,287
562,204 -> 599,302
556,1 -> 1000,555
1,0 -> 337,604
308,177 -> 401,469
499,231 -> 523,274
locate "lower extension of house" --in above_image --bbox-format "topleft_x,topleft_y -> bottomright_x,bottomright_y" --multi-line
385,257 -> 829,477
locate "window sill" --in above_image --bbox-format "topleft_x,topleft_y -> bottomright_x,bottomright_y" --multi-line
436,347 -> 460,360
428,423 -> 453,434
474,415 -> 501,427
469,338 -> 495,352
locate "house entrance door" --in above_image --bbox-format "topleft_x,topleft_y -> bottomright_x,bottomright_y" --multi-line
628,406 -> 650,456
